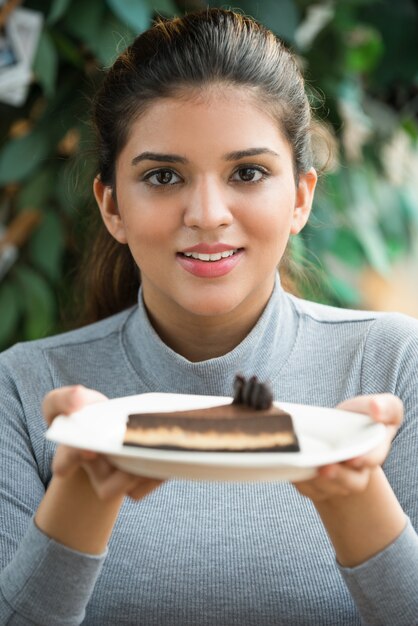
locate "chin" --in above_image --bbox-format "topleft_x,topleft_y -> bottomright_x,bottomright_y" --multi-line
179,293 -> 242,318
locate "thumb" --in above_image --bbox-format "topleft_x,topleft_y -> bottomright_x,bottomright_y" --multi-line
43,385 -> 108,426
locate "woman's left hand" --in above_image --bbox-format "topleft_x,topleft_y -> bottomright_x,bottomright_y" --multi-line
294,393 -> 403,502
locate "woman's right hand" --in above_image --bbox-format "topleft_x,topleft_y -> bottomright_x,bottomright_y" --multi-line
43,385 -> 163,501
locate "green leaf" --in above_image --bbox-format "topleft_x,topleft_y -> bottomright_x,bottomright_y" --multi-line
13,266 -> 56,340
106,0 -> 152,33
0,129 -> 51,185
359,1 -> 418,87
95,13 -> 136,66
63,0 -> 105,47
399,187 -> 418,227
28,213 -> 65,282
15,167 -> 57,211
329,274 -> 361,307
402,118 -> 418,141
211,0 -> 300,42
33,29 -> 59,97
48,0 -> 72,24
385,237 -> 404,262
345,26 -> 383,74
150,0 -> 177,15
352,219 -> 390,275
346,168 -> 391,275
0,281 -> 20,350
50,31 -> 85,69
329,229 -> 364,269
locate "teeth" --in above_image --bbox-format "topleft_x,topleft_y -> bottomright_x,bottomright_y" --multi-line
183,250 -> 237,261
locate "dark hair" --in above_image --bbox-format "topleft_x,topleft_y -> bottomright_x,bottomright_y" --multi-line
82,8 -> 315,323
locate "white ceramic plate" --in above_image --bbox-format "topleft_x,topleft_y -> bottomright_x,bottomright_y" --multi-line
45,393 -> 387,482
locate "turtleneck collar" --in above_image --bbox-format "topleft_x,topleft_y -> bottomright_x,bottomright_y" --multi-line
122,274 -> 300,397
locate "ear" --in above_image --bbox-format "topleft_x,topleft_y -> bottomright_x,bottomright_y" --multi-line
290,168 -> 317,235
93,176 -> 128,244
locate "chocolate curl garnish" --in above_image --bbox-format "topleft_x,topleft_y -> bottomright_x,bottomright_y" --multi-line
232,375 -> 273,410
242,375 -> 257,405
232,374 -> 245,404
253,381 -> 273,410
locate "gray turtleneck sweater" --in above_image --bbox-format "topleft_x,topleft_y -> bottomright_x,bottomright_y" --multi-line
1,281 -> 418,625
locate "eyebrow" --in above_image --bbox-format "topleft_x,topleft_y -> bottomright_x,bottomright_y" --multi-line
131,152 -> 187,166
224,148 -> 280,161
131,147 -> 279,166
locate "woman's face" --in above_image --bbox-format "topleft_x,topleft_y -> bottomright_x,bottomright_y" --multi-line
96,87 -> 316,324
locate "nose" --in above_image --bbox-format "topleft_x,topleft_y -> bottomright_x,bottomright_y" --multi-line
183,176 -> 233,230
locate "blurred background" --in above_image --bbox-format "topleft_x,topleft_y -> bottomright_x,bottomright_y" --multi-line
0,0 -> 417,351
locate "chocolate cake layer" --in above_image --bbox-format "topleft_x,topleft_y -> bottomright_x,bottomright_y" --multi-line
123,403 -> 300,452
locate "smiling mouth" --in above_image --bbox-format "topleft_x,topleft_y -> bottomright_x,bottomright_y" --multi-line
180,249 -> 241,262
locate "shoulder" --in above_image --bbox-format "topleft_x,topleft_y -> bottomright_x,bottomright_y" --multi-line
288,293 -> 379,325
1,307 -> 134,358
287,294 -> 418,390
0,307 -> 136,386
28,307 -> 134,351
288,292 -> 418,339
297,295 -> 418,399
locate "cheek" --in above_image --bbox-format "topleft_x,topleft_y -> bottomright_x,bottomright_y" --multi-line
248,200 -> 294,243
245,199 -> 295,266
122,212 -> 176,268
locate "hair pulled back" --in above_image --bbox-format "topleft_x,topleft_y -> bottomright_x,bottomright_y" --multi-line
83,8 -> 314,323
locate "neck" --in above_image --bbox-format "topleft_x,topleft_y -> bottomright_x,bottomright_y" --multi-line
143,286 -> 275,362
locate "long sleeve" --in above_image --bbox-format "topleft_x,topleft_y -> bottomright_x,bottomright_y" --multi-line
0,347 -> 106,625
0,520 -> 106,626
335,313 -> 418,624
337,518 -> 418,625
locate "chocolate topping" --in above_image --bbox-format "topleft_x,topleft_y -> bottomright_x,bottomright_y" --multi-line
232,374 -> 273,410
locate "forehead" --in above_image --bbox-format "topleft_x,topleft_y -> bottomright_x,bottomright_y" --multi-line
120,85 -> 290,161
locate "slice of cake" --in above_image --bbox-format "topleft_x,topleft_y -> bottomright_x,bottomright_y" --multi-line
123,375 -> 300,452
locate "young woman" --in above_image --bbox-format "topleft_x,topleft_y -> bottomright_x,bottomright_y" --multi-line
1,9 -> 417,625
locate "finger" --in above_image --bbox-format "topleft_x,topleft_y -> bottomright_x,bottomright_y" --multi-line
89,469 -> 141,500
81,454 -> 164,500
43,385 -> 108,425
295,480 -> 350,500
344,439 -> 391,470
52,445 -> 98,477
294,467 -> 349,499
337,394 -> 403,428
82,456 -> 116,483
295,464 -> 371,501
128,479 -> 164,501
317,464 -> 371,494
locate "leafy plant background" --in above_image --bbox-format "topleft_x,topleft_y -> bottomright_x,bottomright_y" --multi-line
0,0 -> 417,350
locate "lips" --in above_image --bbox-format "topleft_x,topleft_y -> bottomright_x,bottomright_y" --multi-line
181,242 -> 240,253
177,245 -> 244,278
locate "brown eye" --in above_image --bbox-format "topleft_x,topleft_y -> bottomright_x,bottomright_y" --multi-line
239,168 -> 258,181
144,169 -> 181,186
156,170 -> 174,184
231,166 -> 267,183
